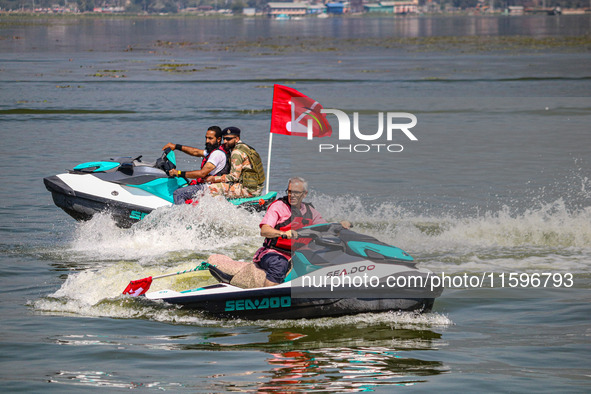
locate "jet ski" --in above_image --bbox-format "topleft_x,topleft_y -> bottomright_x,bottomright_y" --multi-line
145,223 -> 443,320
43,149 -> 277,228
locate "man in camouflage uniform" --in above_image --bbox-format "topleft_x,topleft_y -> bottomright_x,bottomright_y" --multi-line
205,127 -> 265,199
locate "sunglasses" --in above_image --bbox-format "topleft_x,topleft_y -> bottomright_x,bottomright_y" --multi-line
286,189 -> 305,197
223,136 -> 236,141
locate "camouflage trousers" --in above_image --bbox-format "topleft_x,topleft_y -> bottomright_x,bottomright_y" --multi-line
208,182 -> 263,199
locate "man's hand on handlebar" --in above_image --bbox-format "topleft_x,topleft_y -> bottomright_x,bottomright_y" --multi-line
282,230 -> 298,239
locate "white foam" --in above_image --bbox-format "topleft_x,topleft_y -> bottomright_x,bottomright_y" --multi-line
38,190 -> 591,323
251,311 -> 453,329
313,194 -> 591,273
69,193 -> 263,261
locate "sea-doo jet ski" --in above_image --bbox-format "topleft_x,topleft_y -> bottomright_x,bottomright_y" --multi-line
145,223 -> 443,320
44,149 -> 277,228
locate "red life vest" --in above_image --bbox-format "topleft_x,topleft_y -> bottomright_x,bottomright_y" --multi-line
263,196 -> 315,254
189,145 -> 231,185
200,145 -> 231,176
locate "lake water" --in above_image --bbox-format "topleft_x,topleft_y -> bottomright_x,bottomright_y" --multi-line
1,14 -> 590,392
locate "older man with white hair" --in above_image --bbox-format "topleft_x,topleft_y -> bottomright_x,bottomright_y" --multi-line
254,177 -> 351,286
208,177 -> 351,288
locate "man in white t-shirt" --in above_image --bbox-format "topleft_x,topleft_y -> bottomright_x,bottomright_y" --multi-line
162,126 -> 231,204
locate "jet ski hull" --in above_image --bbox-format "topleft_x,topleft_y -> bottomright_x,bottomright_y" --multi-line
142,224 -> 442,320
147,283 -> 439,320
44,174 -> 168,227
44,150 -> 278,227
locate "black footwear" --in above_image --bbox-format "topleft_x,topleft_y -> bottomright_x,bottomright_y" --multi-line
209,265 -> 234,284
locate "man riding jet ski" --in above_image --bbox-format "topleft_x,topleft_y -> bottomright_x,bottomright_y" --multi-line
161,125 -> 232,205
144,223 -> 443,320
43,147 -> 277,228
208,176 -> 352,287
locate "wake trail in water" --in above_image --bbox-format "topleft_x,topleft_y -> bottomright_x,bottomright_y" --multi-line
35,177 -> 591,323
60,188 -> 591,273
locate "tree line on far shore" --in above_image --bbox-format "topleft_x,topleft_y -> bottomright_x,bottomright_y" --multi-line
1,0 -> 586,14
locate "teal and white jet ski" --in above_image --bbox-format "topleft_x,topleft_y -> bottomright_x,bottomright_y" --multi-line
43,148 -> 277,227
145,223 -> 443,320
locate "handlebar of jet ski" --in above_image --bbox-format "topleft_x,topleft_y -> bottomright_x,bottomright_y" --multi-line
279,224 -> 347,248
292,223 -> 346,239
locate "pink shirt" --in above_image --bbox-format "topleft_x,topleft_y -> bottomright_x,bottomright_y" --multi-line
253,199 -> 326,262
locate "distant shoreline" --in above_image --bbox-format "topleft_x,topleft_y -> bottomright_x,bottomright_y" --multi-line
1,11 -> 589,20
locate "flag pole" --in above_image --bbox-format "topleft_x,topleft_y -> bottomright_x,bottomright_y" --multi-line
265,132 -> 272,195
265,86 -> 277,195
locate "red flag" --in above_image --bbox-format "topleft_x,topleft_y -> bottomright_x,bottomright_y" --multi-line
270,85 -> 332,138
122,277 -> 153,297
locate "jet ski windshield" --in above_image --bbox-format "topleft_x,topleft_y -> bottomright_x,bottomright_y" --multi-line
154,148 -> 177,173
295,224 -> 415,267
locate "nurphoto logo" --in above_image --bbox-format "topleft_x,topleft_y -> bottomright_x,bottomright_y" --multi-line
289,98 -> 418,153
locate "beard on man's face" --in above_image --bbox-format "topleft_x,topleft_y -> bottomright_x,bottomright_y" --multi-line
205,141 -> 219,152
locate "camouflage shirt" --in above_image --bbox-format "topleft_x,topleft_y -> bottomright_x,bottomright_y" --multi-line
208,145 -> 263,198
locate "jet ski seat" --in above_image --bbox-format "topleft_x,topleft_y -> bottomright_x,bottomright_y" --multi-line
134,159 -> 157,168
118,162 -> 134,176
207,254 -> 293,289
